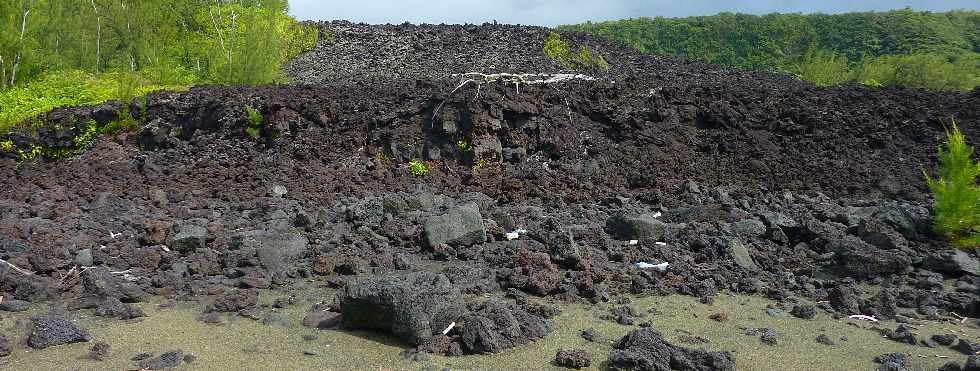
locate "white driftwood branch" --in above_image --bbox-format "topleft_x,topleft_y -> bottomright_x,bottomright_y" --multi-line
0,258 -> 34,276
432,73 -> 596,122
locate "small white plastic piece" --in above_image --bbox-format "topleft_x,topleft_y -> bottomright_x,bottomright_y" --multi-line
655,242 -> 667,246
628,240 -> 639,245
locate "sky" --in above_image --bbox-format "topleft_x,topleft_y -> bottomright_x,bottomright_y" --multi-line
288,0 -> 978,26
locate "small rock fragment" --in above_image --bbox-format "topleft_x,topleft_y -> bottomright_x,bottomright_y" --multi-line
555,349 -> 592,369
89,341 -> 111,361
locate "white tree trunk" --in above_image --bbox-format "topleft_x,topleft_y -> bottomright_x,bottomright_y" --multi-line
90,0 -> 101,73
10,7 -> 30,86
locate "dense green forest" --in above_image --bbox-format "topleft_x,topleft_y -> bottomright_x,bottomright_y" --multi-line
560,9 -> 980,91
0,0 -> 317,132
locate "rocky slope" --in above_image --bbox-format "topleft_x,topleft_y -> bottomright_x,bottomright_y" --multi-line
0,21 -> 978,367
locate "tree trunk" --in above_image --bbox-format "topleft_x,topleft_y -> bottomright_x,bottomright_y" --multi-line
10,7 -> 30,86
90,0 -> 101,73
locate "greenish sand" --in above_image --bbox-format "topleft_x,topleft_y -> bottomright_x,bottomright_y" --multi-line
1,291 -> 976,370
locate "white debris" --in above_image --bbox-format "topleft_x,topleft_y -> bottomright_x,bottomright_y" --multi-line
655,242 -> 667,246
847,314 -> 879,322
109,231 -> 122,239
652,211 -> 662,218
635,261 -> 669,272
628,240 -> 639,245
505,229 -> 528,241
442,321 -> 456,335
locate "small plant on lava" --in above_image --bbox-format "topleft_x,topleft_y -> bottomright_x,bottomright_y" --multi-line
925,119 -> 980,249
408,159 -> 429,177
245,106 -> 264,139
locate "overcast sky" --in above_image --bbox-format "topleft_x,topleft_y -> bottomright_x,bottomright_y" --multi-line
288,0 -> 978,26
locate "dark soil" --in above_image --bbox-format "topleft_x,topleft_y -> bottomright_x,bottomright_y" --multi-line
1,21 -> 979,367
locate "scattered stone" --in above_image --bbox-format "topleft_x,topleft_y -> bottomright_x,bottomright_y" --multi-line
966,355 -> 980,371
339,272 -> 465,346
132,352 -> 154,361
581,329 -> 598,342
0,299 -> 30,312
921,338 -> 939,348
303,350 -> 318,356
89,341 -> 111,361
262,312 -> 293,328
200,312 -> 222,325
460,299 -> 550,354
709,312 -> 728,322
183,353 -> 196,364
885,324 -> 917,345
760,328 -> 778,345
208,289 -> 258,313
27,314 -> 92,349
0,334 -> 10,357
678,334 -> 710,344
301,310 -> 341,329
555,349 -> 592,369
607,328 -> 735,371
957,339 -> 980,355
874,353 -> 909,371
933,334 -> 957,346
938,360 -> 962,371
790,304 -> 816,319
766,308 -> 784,317
139,350 -> 183,370
238,307 -> 263,320
815,334 -> 835,346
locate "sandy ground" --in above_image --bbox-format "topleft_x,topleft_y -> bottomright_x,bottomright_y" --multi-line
1,290 -> 977,370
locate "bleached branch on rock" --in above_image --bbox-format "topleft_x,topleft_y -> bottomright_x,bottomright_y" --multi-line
0,258 -> 34,276
433,72 -> 597,122
455,72 -> 597,86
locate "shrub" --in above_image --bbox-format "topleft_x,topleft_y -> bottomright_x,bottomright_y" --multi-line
0,70 -> 183,133
544,32 -> 609,72
925,119 -> 980,249
792,48 -> 850,87
408,159 -> 429,177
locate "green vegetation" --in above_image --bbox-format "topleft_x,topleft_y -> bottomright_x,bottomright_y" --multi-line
925,120 -> 980,249
408,159 -> 429,177
456,139 -> 472,152
0,0 -> 318,134
245,106 -> 264,139
543,32 -> 609,71
560,9 -> 979,90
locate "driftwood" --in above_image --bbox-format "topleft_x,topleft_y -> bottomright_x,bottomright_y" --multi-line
433,72 -> 597,122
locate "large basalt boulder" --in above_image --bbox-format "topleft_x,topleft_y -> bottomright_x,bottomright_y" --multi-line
168,223 -> 208,253
339,272 -> 465,346
460,299 -> 551,354
923,250 -> 979,277
608,328 -> 735,371
834,235 -> 912,279
424,204 -> 486,248
605,213 -> 667,241
27,314 -> 91,349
